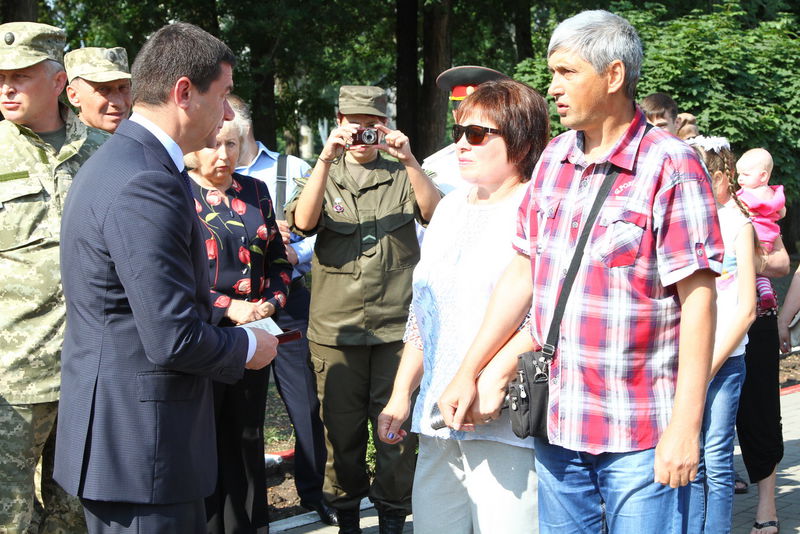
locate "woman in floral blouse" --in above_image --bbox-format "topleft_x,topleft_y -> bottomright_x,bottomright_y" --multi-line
185,120 -> 291,534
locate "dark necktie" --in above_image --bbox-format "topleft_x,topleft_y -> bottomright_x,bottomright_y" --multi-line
180,168 -> 193,195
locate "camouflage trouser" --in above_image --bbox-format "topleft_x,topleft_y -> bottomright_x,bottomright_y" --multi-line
0,402 -> 86,534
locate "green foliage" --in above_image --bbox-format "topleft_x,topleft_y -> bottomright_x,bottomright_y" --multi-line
626,1 -> 800,201
515,1 -> 800,201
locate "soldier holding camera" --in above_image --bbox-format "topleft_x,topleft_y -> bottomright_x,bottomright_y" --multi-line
286,85 -> 440,534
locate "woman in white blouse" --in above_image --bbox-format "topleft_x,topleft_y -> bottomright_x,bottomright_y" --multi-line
377,79 -> 550,533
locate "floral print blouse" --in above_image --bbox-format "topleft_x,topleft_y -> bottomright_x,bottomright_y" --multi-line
190,172 -> 291,326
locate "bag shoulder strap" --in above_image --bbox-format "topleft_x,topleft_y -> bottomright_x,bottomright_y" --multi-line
275,154 -> 288,219
542,124 -> 654,359
541,167 -> 618,359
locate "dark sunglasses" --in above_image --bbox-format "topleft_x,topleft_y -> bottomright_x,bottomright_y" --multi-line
452,124 -> 501,145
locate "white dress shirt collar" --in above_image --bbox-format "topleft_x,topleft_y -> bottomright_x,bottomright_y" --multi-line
129,112 -> 187,173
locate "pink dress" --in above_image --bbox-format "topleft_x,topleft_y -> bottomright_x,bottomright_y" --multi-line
737,184 -> 784,310
737,185 -> 784,251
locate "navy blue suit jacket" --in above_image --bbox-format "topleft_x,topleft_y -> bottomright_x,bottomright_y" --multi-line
55,119 -> 249,504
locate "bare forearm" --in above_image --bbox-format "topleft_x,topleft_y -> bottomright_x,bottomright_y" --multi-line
391,343 -> 424,401
778,266 -> 800,327
671,271 -> 716,432
711,229 -> 757,377
759,235 -> 789,278
407,163 -> 441,223
293,160 -> 329,231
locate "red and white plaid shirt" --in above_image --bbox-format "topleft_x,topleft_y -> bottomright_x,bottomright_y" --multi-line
513,110 -> 723,454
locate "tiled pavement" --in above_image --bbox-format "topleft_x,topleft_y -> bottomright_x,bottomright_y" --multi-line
273,388 -> 800,533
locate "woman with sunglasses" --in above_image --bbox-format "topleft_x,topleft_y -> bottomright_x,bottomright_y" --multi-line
378,79 -> 550,533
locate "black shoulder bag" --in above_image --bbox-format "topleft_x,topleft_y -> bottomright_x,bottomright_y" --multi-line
508,166 -> 620,440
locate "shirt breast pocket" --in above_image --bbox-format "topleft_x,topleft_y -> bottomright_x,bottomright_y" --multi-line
534,197 -> 561,252
378,200 -> 418,271
0,173 -> 51,252
593,208 -> 648,268
316,214 -> 359,273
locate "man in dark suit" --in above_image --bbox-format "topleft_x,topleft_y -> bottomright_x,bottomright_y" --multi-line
54,23 -> 278,533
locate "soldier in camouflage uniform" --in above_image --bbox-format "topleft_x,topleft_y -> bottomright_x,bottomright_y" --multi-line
64,47 -> 131,133
0,22 -> 108,534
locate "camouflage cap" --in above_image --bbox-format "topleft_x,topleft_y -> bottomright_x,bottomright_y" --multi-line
338,85 -> 387,118
65,47 -> 131,83
0,22 -> 65,70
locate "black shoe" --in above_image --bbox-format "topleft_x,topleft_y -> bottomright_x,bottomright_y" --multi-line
300,499 -> 338,526
335,507 -> 361,534
378,510 -> 407,534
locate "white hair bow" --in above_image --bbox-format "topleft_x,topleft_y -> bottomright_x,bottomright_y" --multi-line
686,134 -> 730,153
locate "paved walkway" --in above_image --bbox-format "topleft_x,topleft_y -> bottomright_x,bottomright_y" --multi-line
272,387 -> 800,533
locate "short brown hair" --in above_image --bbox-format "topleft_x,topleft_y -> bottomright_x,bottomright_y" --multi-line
640,92 -> 678,122
131,22 -> 236,106
455,79 -> 550,180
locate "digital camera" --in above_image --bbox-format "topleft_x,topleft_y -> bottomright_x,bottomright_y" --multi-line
352,127 -> 379,146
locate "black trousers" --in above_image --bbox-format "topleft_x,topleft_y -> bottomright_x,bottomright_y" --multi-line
736,314 -> 784,483
270,282 -> 326,502
82,498 -> 205,534
205,368 -> 270,534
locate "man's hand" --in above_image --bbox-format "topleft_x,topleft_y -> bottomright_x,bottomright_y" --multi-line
653,422 -> 700,487
437,371 -> 478,431
377,395 -> 411,445
285,245 -> 298,266
276,220 -> 292,244
245,327 -> 279,370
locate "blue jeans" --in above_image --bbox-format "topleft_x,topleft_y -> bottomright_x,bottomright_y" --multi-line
686,355 -> 746,534
535,438 -> 685,534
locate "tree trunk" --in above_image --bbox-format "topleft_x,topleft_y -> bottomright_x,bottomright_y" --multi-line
418,0 -> 451,161
395,0 -> 419,154
513,0 -> 533,62
1,0 -> 37,22
250,51 -> 278,151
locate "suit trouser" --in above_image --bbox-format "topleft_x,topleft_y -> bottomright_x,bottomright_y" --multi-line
270,282 -> 326,502
0,401 -> 85,534
82,498 -> 205,534
309,340 -> 417,514
205,369 -> 269,534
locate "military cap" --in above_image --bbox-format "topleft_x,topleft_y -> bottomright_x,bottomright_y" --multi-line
338,85 -> 387,118
65,47 -> 131,83
436,65 -> 509,102
0,22 -> 65,70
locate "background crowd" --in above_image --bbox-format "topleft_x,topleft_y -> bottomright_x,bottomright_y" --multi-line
0,6 -> 792,534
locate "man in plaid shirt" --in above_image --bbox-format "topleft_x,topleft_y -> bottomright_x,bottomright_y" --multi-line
438,10 -> 723,533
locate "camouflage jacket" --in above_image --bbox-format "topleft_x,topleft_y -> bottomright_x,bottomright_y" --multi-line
0,107 -> 107,404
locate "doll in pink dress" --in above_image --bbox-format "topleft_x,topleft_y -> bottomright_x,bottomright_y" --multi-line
736,148 -> 784,309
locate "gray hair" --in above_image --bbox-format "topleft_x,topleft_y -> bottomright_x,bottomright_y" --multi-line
226,94 -> 251,142
42,59 -> 66,77
548,10 -> 642,99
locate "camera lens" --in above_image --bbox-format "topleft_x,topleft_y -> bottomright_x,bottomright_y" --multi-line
362,129 -> 378,144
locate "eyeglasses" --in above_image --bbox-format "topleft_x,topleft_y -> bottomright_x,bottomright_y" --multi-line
452,124 -> 501,145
